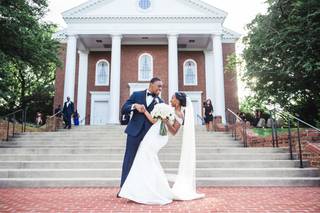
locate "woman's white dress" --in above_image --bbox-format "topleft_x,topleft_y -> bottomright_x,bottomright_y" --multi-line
118,116 -> 183,205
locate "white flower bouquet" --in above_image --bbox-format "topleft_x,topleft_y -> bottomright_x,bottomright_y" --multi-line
151,103 -> 175,136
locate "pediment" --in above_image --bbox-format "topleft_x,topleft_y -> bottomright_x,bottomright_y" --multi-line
63,0 -> 227,19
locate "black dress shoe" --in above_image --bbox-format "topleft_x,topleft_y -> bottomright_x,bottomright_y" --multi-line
116,192 -> 120,198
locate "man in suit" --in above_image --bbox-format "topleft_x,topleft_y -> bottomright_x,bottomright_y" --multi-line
119,77 -> 164,190
62,97 -> 74,129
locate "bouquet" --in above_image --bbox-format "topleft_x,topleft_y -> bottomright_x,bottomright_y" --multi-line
151,103 -> 175,136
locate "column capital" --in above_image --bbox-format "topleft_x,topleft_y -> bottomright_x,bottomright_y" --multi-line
211,33 -> 222,39
78,50 -> 89,55
111,34 -> 123,39
67,34 -> 79,39
167,33 -> 179,39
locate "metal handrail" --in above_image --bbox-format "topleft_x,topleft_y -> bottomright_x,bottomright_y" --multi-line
79,114 -> 89,125
196,114 -> 205,125
272,109 -> 320,168
279,111 -> 320,132
226,108 -> 248,147
2,108 -> 27,141
48,110 -> 62,119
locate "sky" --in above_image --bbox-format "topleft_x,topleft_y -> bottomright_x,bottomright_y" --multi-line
44,0 -> 269,99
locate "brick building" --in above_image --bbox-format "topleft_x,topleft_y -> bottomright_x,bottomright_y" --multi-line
53,0 -> 240,125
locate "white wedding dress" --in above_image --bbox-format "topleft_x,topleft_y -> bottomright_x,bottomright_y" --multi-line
119,98 -> 205,205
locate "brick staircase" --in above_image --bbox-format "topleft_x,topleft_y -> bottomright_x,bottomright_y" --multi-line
0,125 -> 319,187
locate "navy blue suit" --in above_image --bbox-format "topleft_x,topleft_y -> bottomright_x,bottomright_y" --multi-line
62,101 -> 74,128
120,90 -> 163,187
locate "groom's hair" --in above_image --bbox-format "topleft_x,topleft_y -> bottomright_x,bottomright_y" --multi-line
150,77 -> 161,84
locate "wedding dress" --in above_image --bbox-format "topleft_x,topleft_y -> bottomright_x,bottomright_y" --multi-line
119,98 -> 204,205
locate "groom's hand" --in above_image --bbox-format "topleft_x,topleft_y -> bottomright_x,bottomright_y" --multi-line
133,104 -> 146,113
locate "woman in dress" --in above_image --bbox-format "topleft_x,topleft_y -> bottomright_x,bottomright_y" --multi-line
119,92 -> 204,205
118,92 -> 185,205
203,99 -> 214,131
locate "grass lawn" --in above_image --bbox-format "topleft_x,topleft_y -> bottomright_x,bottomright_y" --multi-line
252,128 -> 304,137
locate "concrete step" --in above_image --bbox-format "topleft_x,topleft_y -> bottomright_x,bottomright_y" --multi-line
0,160 -> 309,169
2,125 -> 319,188
0,142 -> 243,148
0,147 -> 288,154
0,153 -> 296,161
0,177 -> 319,188
0,168 -> 318,178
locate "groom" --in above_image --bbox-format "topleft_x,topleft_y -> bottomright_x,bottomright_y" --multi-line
119,77 -> 164,189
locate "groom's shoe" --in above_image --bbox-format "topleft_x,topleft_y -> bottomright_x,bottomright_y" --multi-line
116,192 -> 120,198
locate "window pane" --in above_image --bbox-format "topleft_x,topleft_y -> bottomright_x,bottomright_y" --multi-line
139,55 -> 152,80
185,61 -> 196,84
97,62 -> 108,84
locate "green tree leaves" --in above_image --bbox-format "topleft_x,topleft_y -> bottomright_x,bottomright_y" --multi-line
243,0 -> 320,125
0,0 -> 60,121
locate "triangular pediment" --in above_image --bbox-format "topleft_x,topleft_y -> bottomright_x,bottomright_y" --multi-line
63,0 -> 227,19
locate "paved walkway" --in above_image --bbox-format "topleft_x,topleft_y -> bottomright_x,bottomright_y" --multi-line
0,187 -> 320,212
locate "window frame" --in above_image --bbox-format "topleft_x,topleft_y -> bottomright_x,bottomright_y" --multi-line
95,59 -> 110,86
138,53 -> 154,81
183,59 -> 198,86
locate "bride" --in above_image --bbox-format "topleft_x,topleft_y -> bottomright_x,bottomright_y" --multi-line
118,92 -> 205,205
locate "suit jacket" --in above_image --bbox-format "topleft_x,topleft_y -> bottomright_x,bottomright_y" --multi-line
63,101 -> 74,116
121,90 -> 163,137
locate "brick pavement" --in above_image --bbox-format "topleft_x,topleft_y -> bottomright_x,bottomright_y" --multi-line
0,187 -> 319,213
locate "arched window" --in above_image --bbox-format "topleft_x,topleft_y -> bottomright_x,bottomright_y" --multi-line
183,59 -> 198,86
138,53 -> 153,81
95,60 -> 110,86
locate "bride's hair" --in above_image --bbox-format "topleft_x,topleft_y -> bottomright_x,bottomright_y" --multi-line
175,92 -> 187,107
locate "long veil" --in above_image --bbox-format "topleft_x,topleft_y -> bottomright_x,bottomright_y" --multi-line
171,97 -> 205,200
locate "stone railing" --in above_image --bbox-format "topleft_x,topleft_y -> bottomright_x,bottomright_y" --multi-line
45,116 -> 64,132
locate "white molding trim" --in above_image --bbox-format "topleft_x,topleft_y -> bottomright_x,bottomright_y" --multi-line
181,90 -> 203,125
89,91 -> 110,125
95,59 -> 110,86
128,83 -> 149,95
138,53 -> 153,81
183,59 -> 198,86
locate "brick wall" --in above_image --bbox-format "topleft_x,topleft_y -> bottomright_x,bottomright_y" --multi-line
233,124 -> 320,169
120,45 -> 169,111
178,51 -> 206,103
223,43 -> 239,113
53,43 -> 67,112
85,51 -> 112,124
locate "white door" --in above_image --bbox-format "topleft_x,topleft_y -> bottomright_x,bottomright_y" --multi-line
93,101 -> 109,125
192,100 -> 202,125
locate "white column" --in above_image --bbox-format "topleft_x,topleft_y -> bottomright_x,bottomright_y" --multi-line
204,50 -> 215,104
212,34 -> 226,123
64,34 -> 78,102
109,34 -> 122,124
77,50 -> 89,125
168,34 -> 179,102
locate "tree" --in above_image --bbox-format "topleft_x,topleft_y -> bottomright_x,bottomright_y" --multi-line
243,0 -> 320,125
0,0 -> 60,121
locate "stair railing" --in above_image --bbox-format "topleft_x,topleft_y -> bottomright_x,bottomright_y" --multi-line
272,108 -> 320,169
226,108 -> 248,147
1,108 -> 27,141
